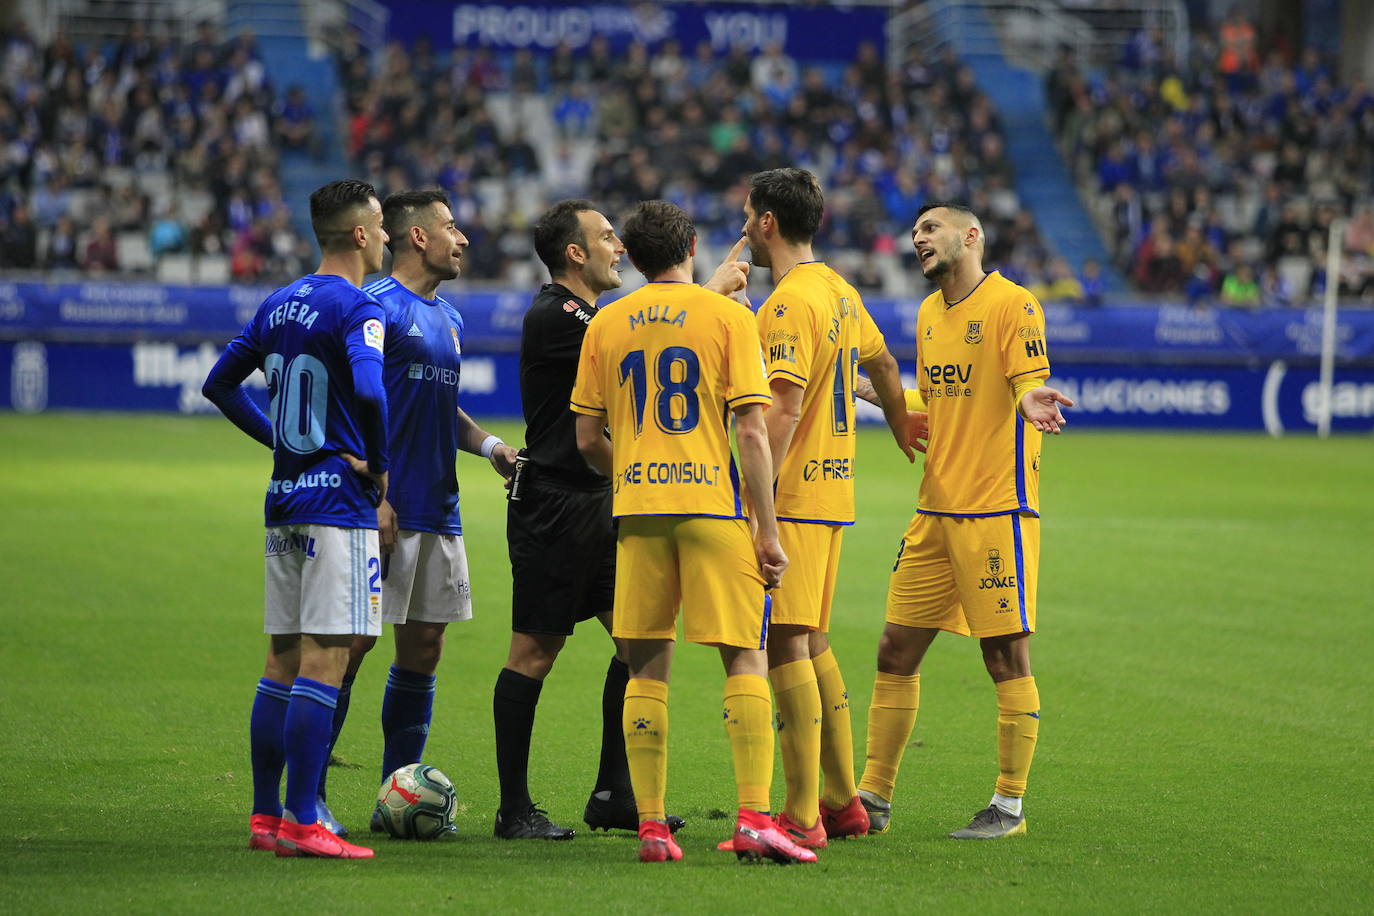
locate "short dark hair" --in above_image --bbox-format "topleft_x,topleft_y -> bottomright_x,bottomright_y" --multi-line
748,168 -> 824,244
309,179 -> 378,251
381,189 -> 450,251
621,200 -> 695,278
533,199 -> 594,275
916,201 -> 979,223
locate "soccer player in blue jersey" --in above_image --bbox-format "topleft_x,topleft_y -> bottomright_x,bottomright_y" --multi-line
313,189 -> 517,836
202,178 -> 390,859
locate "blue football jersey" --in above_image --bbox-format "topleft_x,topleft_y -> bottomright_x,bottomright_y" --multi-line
208,274 -> 389,528
365,277 -> 465,535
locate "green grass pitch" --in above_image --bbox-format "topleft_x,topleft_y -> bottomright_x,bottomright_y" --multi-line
1,413 -> 1370,913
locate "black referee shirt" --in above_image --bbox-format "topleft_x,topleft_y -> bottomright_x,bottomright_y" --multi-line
518,282 -> 609,488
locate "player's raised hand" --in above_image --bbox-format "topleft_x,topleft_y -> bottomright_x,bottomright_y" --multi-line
756,535 -> 788,589
377,498 -> 397,554
489,442 -> 519,480
1019,386 -> 1075,434
705,236 -> 751,302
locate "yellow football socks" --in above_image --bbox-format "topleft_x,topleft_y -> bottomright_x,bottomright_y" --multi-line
858,671 -> 920,802
769,659 -> 822,827
994,676 -> 1040,798
623,677 -> 669,822
723,673 -> 774,813
813,648 -> 859,809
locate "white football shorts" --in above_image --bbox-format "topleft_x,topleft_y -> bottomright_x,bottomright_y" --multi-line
263,524 -> 382,636
381,530 -> 473,625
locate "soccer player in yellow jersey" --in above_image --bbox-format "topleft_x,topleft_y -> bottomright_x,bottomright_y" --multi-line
855,202 -> 1073,839
571,200 -> 817,865
730,169 -> 915,849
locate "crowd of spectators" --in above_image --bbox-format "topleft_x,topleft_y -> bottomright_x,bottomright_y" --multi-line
0,21 -> 316,282
1049,9 -> 1374,307
336,36 -> 1048,296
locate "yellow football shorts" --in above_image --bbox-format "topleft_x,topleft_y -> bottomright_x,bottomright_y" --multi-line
613,515 -> 769,649
886,511 -> 1039,638
768,521 -> 844,631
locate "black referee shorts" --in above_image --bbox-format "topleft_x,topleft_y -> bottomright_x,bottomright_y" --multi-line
507,476 -> 616,636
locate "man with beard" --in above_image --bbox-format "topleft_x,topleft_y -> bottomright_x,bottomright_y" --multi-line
724,168 -> 914,851
313,189 -> 517,837
854,202 -> 1073,839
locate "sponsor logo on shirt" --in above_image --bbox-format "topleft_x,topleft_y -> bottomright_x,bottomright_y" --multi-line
451,327 -> 461,354
802,457 -> 851,481
768,343 -> 797,364
406,362 -> 460,386
924,362 -> 974,399
563,300 -> 594,324
268,472 -> 344,495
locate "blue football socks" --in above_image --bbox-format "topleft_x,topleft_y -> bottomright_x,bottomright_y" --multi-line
317,671 -> 356,799
250,678 -> 291,817
282,676 -> 339,825
381,665 -> 436,781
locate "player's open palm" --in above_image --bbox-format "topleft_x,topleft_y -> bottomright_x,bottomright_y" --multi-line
1020,386 -> 1075,434
756,536 -> 788,589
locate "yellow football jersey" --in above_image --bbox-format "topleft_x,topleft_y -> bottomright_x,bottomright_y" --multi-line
914,271 -> 1050,516
571,281 -> 770,519
756,262 -> 885,524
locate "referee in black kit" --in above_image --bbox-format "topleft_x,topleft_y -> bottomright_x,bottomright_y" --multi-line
493,199 -> 751,840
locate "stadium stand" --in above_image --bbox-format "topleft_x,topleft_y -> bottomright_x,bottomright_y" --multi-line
329,33 -> 1050,298
0,20 -> 313,283
2,3 -> 1370,310
1048,17 -> 1374,306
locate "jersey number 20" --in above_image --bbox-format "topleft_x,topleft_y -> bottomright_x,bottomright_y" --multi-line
618,346 -> 700,437
264,353 -> 328,454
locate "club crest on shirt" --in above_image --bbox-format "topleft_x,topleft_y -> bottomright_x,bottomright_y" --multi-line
964,320 -> 983,344
451,327 -> 461,354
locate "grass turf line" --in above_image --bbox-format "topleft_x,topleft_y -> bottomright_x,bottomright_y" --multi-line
0,413 -> 1369,913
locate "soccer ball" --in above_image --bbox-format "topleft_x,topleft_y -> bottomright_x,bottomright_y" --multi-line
374,763 -> 457,840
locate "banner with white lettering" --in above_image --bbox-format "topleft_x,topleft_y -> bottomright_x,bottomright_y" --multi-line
378,2 -> 888,60
0,340 -> 524,418
5,281 -> 1374,364
5,341 -> 1372,432
855,362 -> 1374,432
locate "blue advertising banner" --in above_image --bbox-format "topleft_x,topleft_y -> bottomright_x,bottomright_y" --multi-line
0,340 -> 524,419
855,362 -> 1374,432
377,2 -> 888,60
5,341 -> 1372,433
5,280 -> 1374,365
